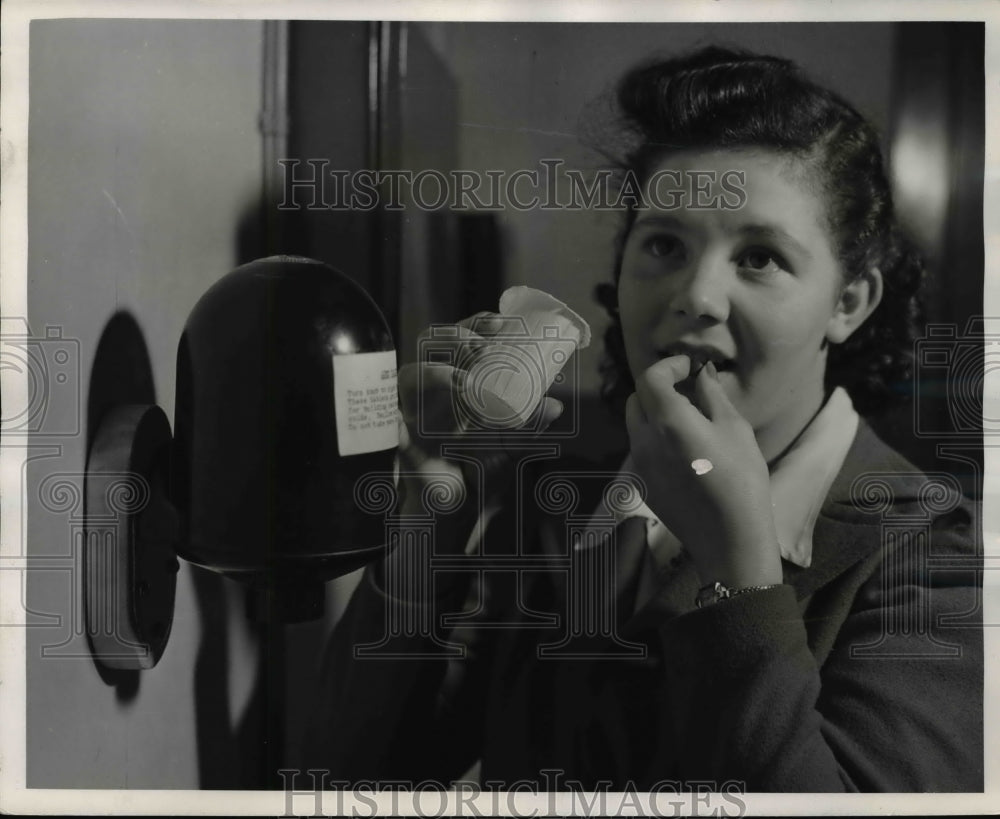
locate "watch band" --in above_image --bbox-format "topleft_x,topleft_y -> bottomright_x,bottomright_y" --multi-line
695,580 -> 781,608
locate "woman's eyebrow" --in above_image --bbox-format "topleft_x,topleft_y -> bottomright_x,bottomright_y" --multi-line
737,223 -> 813,260
632,213 -> 686,230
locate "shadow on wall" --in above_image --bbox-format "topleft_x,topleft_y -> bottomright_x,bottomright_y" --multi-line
235,196 -> 269,267
191,566 -> 279,788
85,311 -> 156,701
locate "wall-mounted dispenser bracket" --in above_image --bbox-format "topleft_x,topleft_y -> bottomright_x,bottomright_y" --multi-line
84,404 -> 178,670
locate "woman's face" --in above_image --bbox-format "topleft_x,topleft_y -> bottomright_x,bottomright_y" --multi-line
617,149 -> 847,460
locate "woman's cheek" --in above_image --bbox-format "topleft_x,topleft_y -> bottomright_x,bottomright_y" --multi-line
617,294 -> 651,371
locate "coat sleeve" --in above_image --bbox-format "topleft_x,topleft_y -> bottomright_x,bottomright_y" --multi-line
658,508 -> 983,792
303,559 -> 494,784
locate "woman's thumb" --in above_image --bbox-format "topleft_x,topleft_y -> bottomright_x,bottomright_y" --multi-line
537,396 -> 564,431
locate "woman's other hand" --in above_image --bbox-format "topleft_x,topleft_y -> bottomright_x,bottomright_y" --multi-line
625,355 -> 782,588
395,313 -> 564,554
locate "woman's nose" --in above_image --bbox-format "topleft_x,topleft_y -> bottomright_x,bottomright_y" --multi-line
668,254 -> 730,322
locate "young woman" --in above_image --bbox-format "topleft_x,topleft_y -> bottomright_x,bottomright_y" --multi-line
309,46 -> 982,792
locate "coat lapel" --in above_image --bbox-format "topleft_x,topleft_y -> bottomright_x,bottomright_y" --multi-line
783,420 -> 930,598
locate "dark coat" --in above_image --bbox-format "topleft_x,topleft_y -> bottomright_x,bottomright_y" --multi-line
309,421 -> 982,792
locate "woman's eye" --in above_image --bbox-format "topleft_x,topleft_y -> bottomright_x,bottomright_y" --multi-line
738,247 -> 787,275
644,235 -> 683,259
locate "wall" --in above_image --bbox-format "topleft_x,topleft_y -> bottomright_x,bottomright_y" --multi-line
26,19 -> 265,788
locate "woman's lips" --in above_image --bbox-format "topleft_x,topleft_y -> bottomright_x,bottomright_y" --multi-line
652,348 -> 737,398
657,348 -> 736,374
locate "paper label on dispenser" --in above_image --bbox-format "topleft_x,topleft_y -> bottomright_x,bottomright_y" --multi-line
332,350 -> 399,456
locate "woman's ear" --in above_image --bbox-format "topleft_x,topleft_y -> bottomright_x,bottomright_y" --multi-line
826,267 -> 884,344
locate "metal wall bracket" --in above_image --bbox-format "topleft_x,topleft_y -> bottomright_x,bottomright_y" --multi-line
84,404 -> 178,670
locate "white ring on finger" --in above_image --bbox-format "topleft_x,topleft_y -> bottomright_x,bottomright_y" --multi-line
691,458 -> 713,476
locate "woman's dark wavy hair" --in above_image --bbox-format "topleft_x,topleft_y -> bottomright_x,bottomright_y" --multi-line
592,46 -> 924,418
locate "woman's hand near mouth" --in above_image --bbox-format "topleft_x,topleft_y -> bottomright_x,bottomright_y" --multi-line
625,354 -> 783,590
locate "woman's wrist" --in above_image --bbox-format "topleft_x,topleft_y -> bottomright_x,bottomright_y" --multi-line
695,579 -> 783,608
691,531 -> 783,588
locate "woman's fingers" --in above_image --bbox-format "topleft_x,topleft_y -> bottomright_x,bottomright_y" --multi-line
532,396 -> 565,431
414,326 -> 484,372
635,356 -> 740,431
624,391 -> 648,442
455,311 -> 508,338
691,360 -> 739,422
633,355 -> 699,425
397,411 -> 411,450
398,361 -> 466,430
406,318 -> 570,445
414,313 -> 520,372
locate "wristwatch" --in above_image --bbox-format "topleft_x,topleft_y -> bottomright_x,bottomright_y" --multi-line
695,580 -> 781,608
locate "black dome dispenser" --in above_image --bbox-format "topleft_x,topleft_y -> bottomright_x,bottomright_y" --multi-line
173,256 -> 398,622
